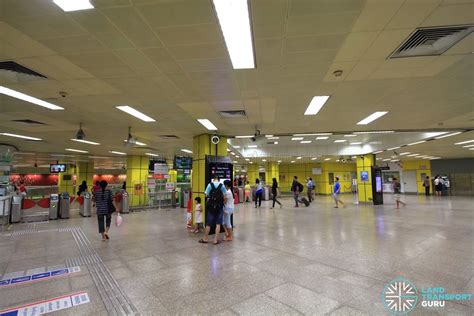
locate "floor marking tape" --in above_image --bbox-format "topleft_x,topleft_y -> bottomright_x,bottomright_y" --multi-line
0,267 -> 80,288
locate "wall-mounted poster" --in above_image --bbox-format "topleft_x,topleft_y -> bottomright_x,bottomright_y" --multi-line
312,168 -> 322,175
360,171 -> 369,182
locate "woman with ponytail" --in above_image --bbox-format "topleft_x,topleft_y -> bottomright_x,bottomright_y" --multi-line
94,180 -> 116,241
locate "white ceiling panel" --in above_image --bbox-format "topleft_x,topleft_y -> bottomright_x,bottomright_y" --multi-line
386,0 -> 442,30
334,32 -> 380,62
154,24 -> 222,47
351,0 -> 404,32
286,11 -> 361,37
421,2 -> 474,26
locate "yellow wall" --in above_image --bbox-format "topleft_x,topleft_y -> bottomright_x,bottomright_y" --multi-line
191,134 -> 227,224
58,164 -> 76,195
168,169 -> 177,183
266,162 -> 279,185
356,155 -> 374,203
277,162 -> 356,194
402,160 -> 432,194
76,162 -> 94,190
126,156 -> 149,206
246,164 -> 259,184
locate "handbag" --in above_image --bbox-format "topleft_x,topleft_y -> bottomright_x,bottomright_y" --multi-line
115,214 -> 123,227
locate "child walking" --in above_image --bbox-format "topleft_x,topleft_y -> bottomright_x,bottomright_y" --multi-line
193,197 -> 203,234
222,180 -> 234,241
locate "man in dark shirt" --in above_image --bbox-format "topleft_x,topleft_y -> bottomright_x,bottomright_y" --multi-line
291,176 -> 300,207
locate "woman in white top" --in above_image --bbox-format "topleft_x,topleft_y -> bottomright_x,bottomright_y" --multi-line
222,180 -> 234,241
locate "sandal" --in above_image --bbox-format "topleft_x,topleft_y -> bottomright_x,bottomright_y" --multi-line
198,239 -> 208,244
213,240 -> 221,245
105,233 -> 110,240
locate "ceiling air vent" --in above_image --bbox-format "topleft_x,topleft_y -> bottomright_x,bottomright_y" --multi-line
389,25 -> 474,58
159,135 -> 179,140
12,119 -> 47,125
0,61 -> 47,83
219,110 -> 247,118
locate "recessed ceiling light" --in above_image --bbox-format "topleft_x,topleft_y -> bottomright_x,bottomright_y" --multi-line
463,144 -> 474,148
248,145 -> 257,148
53,0 -> 93,12
399,152 -> 410,155
354,131 -> 394,134
233,160 -> 238,163
71,139 -> 100,146
262,159 -> 267,162
344,134 -> 357,137
0,133 -> 42,141
357,111 -> 388,125
236,156 -> 240,158
197,119 -> 218,131
296,156 -> 302,159
249,161 -> 253,164
123,140 -> 146,146
469,148 -> 474,150
212,0 -> 255,69
304,96 -> 330,115
115,106 -> 155,122
291,161 -> 295,163
387,147 -> 400,150
181,149 -> 193,154
407,141 -> 426,146
109,151 -> 126,155
292,137 -> 304,141
454,140 -> 474,145
324,158 -> 331,161
430,157 -> 442,159
65,148 -> 88,153
435,132 -> 462,139
350,142 -> 362,145
273,141 -> 279,145
51,154 -> 75,157
277,160 -> 282,163
293,133 -> 332,136
334,140 -> 346,143
146,153 -> 159,157
311,157 -> 317,160
0,86 -> 64,110
316,136 -> 329,140
235,135 -> 253,138
245,158 -> 250,161
300,140 -> 312,144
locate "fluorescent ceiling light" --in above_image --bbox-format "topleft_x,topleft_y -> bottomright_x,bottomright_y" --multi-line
273,141 -> 279,144
235,156 -> 240,158
0,86 -> 64,110
304,96 -> 330,115
109,151 -> 126,155
277,160 -> 282,163
65,148 -> 88,153
350,142 -> 362,145
212,0 -> 255,69
235,135 -> 253,138
262,159 -> 267,162
88,156 -> 109,159
71,139 -> 100,146
387,147 -> 400,150
454,140 -> 474,145
51,154 -> 75,157
146,153 -> 159,157
233,146 -> 241,148
300,140 -> 312,144
296,156 -> 302,159
227,149 -> 231,152
407,141 -> 426,146
354,131 -> 394,134
311,157 -> 317,160
324,158 -> 331,161
291,161 -> 295,163
435,132 -> 462,139
248,145 -> 258,148
267,137 -> 280,140
249,162 -> 253,164
292,137 -> 304,141
293,133 -> 332,136
334,140 -> 346,143
0,133 -> 42,141
357,111 -> 388,125
430,157 -> 442,159
115,106 -> 155,122
233,160 -> 238,163
245,158 -> 250,161
399,152 -> 410,156
53,0 -> 93,12
463,144 -> 474,148
123,140 -> 147,146
407,154 -> 420,157
14,152 -> 36,155
197,119 -> 218,131
316,136 -> 329,140
373,151 -> 383,154
376,158 -> 382,160
230,152 -> 236,155
265,135 -> 274,137
383,159 -> 391,161
391,160 -> 399,162
470,148 -> 474,150
181,149 -> 193,154
344,134 -> 357,137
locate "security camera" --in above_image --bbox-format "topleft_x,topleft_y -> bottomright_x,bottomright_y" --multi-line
211,135 -> 220,144
251,129 -> 263,142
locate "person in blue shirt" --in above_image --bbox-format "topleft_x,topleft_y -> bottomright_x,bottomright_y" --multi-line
199,175 -> 228,245
333,176 -> 345,208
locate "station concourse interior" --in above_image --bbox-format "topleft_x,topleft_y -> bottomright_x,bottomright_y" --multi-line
0,0 -> 473,315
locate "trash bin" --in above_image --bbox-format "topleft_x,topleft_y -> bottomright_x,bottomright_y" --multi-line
121,191 -> 129,214
11,195 -> 22,223
49,194 -> 59,220
80,192 -> 92,217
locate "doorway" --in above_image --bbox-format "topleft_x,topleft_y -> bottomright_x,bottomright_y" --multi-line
403,171 -> 417,193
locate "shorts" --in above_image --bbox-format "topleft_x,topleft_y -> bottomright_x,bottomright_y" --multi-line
223,207 -> 234,228
436,184 -> 443,192
393,194 -> 400,201
205,208 -> 223,227
333,193 -> 339,200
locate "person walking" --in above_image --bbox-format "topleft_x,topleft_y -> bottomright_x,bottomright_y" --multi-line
244,181 -> 251,202
222,180 -> 234,241
270,178 -> 282,209
392,177 -> 406,208
254,178 -> 263,208
95,180 -> 117,241
307,177 -> 314,203
199,175 -> 227,245
291,176 -> 301,207
333,177 -> 345,208
77,180 -> 88,196
423,176 -> 431,196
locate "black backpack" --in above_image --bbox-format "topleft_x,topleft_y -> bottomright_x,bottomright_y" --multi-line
297,182 -> 304,193
207,183 -> 224,214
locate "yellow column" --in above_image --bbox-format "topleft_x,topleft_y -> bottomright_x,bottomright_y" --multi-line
76,162 -> 94,191
126,156 -> 149,207
246,164 -> 259,184
168,169 -> 177,183
192,134 -> 227,224
58,164 -> 76,195
266,162 -> 279,184
356,154 -> 375,203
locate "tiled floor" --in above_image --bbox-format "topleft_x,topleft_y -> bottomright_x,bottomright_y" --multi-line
0,194 -> 472,315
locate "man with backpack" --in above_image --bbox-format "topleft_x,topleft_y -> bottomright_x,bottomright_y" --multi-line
291,176 -> 303,207
199,175 -> 227,245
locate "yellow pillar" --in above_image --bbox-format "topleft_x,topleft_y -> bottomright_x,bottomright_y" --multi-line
246,164 -> 259,184
192,134 -> 227,224
76,161 -> 94,191
168,169 -> 177,183
266,162 -> 279,184
356,154 -> 375,203
126,156 -> 149,207
58,164 -> 76,195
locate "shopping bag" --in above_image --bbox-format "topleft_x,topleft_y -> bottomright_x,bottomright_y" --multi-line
115,213 -> 123,227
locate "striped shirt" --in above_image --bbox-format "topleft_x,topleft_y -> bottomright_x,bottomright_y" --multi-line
95,189 -> 113,215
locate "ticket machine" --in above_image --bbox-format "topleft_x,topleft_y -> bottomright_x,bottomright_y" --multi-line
59,192 -> 70,219
49,194 -> 59,220
80,192 -> 92,217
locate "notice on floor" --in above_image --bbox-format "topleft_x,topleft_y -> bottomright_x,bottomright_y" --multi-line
0,291 -> 89,316
0,266 -> 80,288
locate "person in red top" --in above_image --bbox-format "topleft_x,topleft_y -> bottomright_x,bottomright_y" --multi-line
92,181 -> 100,207
19,181 -> 27,196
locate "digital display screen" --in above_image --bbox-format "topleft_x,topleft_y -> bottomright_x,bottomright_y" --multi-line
50,164 -> 66,173
376,176 -> 382,193
360,171 -> 369,182
210,164 -> 232,182
174,156 -> 192,170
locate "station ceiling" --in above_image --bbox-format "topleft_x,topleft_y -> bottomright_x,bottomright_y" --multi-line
0,0 -> 473,167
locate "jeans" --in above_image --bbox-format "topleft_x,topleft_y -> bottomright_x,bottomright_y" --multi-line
272,194 -> 281,207
307,188 -> 313,202
425,186 -> 430,196
97,213 -> 111,234
293,192 -> 299,206
255,192 -> 262,207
